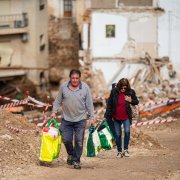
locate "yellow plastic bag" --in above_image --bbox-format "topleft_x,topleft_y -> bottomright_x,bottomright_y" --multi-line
39,132 -> 62,162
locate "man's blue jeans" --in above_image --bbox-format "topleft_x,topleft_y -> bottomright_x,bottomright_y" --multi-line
113,119 -> 130,152
61,119 -> 86,163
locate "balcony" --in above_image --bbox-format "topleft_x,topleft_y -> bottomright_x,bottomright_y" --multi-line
0,13 -> 28,35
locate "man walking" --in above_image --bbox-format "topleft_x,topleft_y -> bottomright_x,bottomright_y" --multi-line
51,69 -> 94,169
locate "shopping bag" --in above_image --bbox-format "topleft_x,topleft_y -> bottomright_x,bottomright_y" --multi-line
97,120 -> 114,150
97,120 -> 115,141
39,118 -> 62,162
86,125 -> 101,157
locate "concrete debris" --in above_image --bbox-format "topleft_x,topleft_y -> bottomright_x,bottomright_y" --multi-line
0,77 -> 37,104
0,111 -> 40,176
130,129 -> 162,150
48,15 -> 79,83
0,134 -> 13,140
128,53 -> 179,101
48,15 -> 108,98
79,50 -> 108,98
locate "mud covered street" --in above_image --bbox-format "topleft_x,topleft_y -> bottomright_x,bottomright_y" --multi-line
1,111 -> 179,180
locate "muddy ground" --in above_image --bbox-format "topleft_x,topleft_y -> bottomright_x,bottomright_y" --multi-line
0,111 -> 180,180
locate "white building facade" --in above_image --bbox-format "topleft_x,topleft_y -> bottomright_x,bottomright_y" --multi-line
80,0 -> 161,86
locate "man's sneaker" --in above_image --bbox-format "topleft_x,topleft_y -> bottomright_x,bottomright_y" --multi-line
73,162 -> 81,169
124,150 -> 130,157
117,152 -> 123,158
67,155 -> 73,165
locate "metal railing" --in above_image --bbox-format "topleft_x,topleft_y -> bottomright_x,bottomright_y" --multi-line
0,13 -> 28,35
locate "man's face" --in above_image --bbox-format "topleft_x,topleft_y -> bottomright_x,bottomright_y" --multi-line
70,73 -> 80,87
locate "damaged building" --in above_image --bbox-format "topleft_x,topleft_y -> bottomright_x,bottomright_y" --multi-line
78,0 -> 165,97
0,0 -> 179,100
48,0 -> 79,87
48,0 -> 179,100
0,0 -> 48,97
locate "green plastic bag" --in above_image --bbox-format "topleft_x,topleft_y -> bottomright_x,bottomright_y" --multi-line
97,120 -> 114,150
39,119 -> 62,162
97,120 -> 115,140
86,125 -> 101,157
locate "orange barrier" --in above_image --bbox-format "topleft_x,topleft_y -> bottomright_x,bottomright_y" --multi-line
4,106 -> 24,112
139,102 -> 180,117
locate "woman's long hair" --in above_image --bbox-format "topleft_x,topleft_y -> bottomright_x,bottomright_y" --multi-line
116,78 -> 131,92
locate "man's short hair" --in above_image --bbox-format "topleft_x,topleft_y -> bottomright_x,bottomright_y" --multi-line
69,69 -> 81,77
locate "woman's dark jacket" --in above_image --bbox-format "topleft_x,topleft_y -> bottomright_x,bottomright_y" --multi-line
105,88 -> 139,125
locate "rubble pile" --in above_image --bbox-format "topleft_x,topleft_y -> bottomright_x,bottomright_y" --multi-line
129,54 -> 180,100
48,15 -> 108,97
130,129 -> 161,149
79,50 -> 108,98
0,77 -> 37,103
0,112 -> 40,172
83,69 -> 108,98
79,52 -> 179,107
91,69 -> 109,97
48,15 -> 79,83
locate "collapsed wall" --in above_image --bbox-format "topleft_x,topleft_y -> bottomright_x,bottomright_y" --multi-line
48,15 -> 108,98
48,15 -> 80,83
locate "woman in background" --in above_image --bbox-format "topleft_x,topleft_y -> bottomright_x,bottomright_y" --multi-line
105,78 -> 139,158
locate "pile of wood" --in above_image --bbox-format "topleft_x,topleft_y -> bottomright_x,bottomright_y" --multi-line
0,77 -> 36,103
129,53 -> 179,100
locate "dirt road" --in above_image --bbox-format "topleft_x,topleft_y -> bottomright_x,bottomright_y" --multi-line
2,120 -> 179,180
